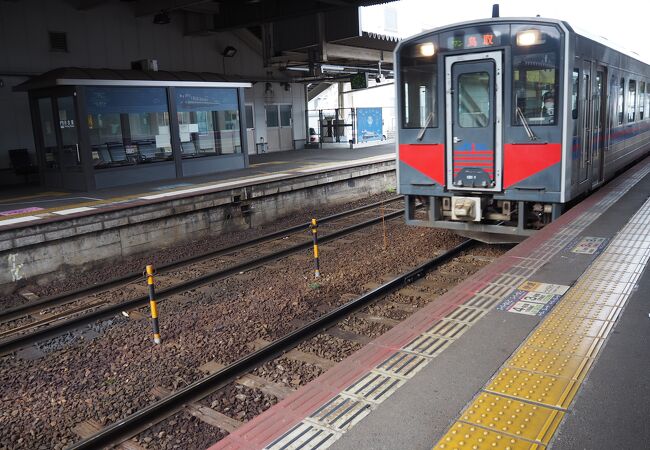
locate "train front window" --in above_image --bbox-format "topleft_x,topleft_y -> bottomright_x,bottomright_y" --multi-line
458,72 -> 490,127
513,52 -> 558,126
401,42 -> 437,129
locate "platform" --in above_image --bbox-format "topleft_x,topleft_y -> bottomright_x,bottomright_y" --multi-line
209,156 -> 650,450
0,145 -> 395,289
0,145 -> 393,230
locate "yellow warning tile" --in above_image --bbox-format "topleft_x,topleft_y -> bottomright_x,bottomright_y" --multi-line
507,347 -> 593,380
534,316 -> 612,338
486,368 -> 579,409
435,422 -> 543,449
525,332 -> 602,358
560,290 -> 627,308
550,302 -> 620,322
459,392 -> 564,445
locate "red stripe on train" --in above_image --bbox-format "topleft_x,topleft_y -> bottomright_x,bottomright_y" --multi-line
503,143 -> 562,188
399,144 -> 445,185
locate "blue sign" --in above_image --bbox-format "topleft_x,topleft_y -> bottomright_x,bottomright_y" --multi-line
86,87 -> 169,114
357,107 -> 383,143
175,87 -> 238,112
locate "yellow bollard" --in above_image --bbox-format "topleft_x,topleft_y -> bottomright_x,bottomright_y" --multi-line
310,218 -> 321,278
146,265 -> 162,344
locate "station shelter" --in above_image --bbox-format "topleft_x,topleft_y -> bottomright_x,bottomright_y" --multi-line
15,68 -> 250,190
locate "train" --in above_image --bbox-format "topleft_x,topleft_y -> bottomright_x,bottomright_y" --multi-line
395,16 -> 650,243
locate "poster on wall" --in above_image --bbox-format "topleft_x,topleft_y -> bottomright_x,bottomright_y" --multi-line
356,107 -> 383,143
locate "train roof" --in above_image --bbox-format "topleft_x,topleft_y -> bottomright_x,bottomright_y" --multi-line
396,17 -> 650,67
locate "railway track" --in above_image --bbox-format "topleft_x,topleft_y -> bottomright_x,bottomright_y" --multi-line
0,197 -> 404,355
68,239 -> 476,450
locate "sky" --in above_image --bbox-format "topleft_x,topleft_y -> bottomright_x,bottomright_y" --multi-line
361,0 -> 650,61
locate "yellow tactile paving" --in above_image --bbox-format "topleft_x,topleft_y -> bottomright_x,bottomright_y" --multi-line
435,194 -> 650,450
459,393 -> 564,445
507,346 -> 593,380
550,302 -> 620,322
574,276 -> 635,291
523,333 -> 603,358
558,289 -> 627,308
532,316 -> 612,339
436,422 -> 544,449
485,368 -> 579,409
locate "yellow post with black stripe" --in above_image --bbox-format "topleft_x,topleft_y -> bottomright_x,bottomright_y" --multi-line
310,218 -> 321,278
146,264 -> 162,344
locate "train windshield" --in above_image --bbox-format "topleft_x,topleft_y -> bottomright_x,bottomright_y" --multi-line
400,41 -> 438,129
513,52 -> 558,125
512,25 -> 561,126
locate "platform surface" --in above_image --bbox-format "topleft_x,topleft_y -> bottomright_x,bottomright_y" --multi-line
208,156 -> 650,450
0,144 -> 394,230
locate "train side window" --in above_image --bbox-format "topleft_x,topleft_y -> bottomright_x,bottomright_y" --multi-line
628,80 -> 637,122
639,82 -> 645,120
571,69 -> 579,120
617,78 -> 625,125
400,43 -> 437,129
513,52 -> 558,126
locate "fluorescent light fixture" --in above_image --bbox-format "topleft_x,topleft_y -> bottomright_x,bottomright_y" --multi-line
418,42 -> 435,57
516,29 -> 543,46
321,64 -> 345,72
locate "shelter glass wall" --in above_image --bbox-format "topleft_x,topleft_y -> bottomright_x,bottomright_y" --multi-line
85,87 -> 172,168
27,81 -> 248,190
175,88 -> 241,158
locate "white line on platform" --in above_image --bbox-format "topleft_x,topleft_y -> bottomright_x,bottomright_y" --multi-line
52,206 -> 97,215
0,215 -> 41,226
139,173 -> 293,200
297,155 -> 394,173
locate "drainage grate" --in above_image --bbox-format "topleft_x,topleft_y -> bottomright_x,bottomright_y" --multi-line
424,320 -> 469,339
445,306 -> 486,324
477,283 -> 515,298
309,395 -> 371,432
343,371 -> 404,404
404,334 -> 451,357
464,293 -> 501,310
265,422 -> 338,450
376,351 -> 429,378
491,274 -> 527,287
504,265 -> 535,278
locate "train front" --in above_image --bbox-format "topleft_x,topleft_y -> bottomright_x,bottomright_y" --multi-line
396,19 -> 567,243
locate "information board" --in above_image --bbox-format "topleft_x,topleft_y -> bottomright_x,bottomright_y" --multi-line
356,107 -> 383,143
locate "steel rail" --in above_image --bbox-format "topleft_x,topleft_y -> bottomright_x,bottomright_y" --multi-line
67,239 -> 473,450
0,196 -> 402,324
0,209 -> 405,355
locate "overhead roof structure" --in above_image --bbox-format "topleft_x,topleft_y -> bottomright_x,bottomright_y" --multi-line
67,0 -> 401,82
13,67 -> 255,92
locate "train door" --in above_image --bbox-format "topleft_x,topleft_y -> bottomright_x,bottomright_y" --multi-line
445,51 -> 502,191
578,61 -> 592,184
591,67 -> 607,186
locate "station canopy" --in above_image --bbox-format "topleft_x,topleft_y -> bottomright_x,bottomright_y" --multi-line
68,0 -> 400,83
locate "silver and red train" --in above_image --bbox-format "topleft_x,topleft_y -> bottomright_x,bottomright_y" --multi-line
395,17 -> 650,242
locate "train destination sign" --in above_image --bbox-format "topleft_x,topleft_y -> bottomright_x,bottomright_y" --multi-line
448,33 -> 499,50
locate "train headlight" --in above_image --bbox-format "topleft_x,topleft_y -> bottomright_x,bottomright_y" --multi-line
516,29 -> 543,46
418,42 -> 435,57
